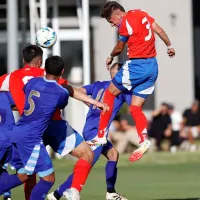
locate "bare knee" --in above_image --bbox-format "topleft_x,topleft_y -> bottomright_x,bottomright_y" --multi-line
71,141 -> 94,165
107,148 -> 119,162
83,148 -> 94,164
17,173 -> 28,183
109,82 -> 121,96
41,172 -> 55,183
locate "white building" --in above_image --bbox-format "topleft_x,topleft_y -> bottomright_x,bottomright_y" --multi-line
2,0 -> 200,132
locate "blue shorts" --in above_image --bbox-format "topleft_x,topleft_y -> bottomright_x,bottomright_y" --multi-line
0,146 -> 12,169
112,58 -> 158,99
43,120 -> 84,156
11,142 -> 53,177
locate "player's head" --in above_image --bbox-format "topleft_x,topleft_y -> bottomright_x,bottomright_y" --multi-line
45,56 -> 64,80
23,45 -> 43,68
110,62 -> 123,79
100,1 -> 125,27
160,102 -> 169,115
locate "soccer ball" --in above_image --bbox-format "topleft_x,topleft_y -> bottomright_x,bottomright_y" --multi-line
36,27 -> 57,48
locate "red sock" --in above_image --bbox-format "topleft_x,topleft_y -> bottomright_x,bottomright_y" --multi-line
71,159 -> 92,192
98,89 -> 115,137
129,105 -> 148,143
24,174 -> 37,200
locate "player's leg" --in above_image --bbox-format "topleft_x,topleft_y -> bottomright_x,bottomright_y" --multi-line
0,146 -> 13,200
45,122 -> 93,200
27,143 -> 54,200
24,174 -> 37,200
0,144 -> 28,195
129,58 -> 158,162
62,140 -> 94,200
95,64 -> 129,144
102,141 -> 128,200
48,145 -> 103,200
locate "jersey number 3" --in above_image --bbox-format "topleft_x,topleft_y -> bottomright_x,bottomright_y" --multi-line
142,17 -> 152,41
24,90 -> 40,116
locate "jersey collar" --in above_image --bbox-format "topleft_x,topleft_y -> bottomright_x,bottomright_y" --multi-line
43,77 -> 57,83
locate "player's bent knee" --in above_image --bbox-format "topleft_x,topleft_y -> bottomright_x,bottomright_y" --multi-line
107,148 -> 119,161
71,141 -> 94,163
42,172 -> 55,183
85,148 -> 94,164
17,173 -> 28,183
109,82 -> 122,96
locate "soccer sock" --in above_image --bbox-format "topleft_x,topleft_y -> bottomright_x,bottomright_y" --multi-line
129,105 -> 148,143
3,190 -> 11,198
0,172 -> 23,195
30,179 -> 54,200
55,173 -> 74,199
105,161 -> 117,193
71,159 -> 91,192
98,89 -> 115,137
24,174 -> 37,200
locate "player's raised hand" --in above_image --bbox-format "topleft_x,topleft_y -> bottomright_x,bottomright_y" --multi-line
167,47 -> 175,58
106,57 -> 114,70
95,102 -> 110,113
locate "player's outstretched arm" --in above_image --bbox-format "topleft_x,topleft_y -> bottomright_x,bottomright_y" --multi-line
78,87 -> 91,107
106,41 -> 126,70
152,22 -> 175,58
62,83 -> 109,113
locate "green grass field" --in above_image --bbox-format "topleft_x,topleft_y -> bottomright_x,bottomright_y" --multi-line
2,152 -> 200,200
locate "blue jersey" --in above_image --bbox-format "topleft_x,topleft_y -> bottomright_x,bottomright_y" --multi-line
11,77 -> 69,144
82,81 -> 132,140
0,92 -> 15,148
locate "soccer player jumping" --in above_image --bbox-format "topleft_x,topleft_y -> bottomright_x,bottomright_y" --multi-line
95,1 -> 175,162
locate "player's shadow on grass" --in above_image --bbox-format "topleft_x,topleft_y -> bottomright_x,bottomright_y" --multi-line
154,198 -> 200,200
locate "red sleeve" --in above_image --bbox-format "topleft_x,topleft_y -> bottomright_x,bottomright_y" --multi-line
58,78 -> 68,85
148,14 -> 155,24
9,73 -> 25,116
118,20 -> 130,37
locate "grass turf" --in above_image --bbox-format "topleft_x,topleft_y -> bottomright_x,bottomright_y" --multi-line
2,152 -> 200,200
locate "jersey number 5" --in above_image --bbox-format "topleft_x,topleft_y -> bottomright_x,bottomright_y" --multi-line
24,90 -> 40,116
142,17 -> 152,41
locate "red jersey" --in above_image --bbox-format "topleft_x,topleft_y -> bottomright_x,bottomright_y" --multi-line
0,65 -> 68,118
118,10 -> 156,59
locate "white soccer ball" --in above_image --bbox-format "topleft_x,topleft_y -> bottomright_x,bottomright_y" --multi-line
36,27 -> 57,48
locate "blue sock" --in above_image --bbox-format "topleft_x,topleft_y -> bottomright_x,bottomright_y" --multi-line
3,190 -> 11,198
55,173 -> 73,198
105,161 -> 117,193
0,171 -> 23,195
30,179 -> 54,200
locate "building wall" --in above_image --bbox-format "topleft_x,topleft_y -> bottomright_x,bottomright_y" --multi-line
91,17 -> 118,81
119,0 -> 194,112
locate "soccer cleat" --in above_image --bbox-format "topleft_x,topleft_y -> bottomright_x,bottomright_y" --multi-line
87,135 -> 107,146
129,139 -> 151,162
63,188 -> 80,200
46,192 -> 57,200
106,192 -> 128,200
4,198 -> 11,200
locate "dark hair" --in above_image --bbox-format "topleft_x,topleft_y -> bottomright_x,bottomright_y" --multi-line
167,104 -> 174,110
110,62 -> 123,71
161,102 -> 169,107
45,56 -> 64,76
100,1 -> 125,20
23,45 -> 43,63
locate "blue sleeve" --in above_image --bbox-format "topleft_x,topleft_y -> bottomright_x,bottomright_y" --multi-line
118,34 -> 129,43
58,90 -> 69,109
83,83 -> 96,95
